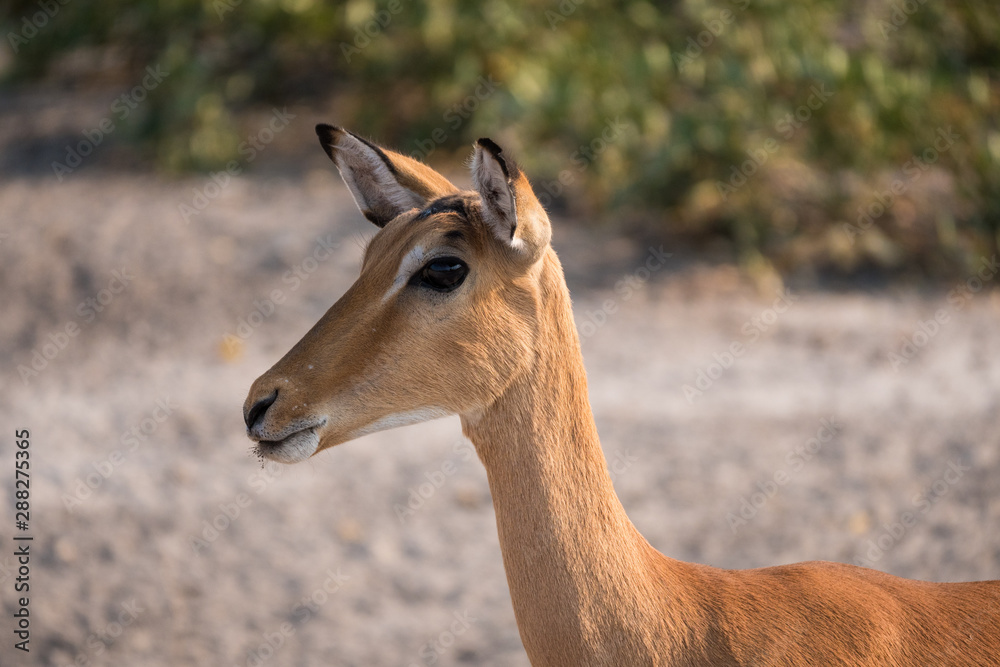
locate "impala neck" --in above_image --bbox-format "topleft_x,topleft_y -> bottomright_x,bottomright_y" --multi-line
461,251 -> 689,664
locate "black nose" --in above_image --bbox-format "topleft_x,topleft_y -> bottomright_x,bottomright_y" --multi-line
245,390 -> 278,430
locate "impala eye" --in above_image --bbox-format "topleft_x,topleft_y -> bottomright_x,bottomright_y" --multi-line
412,256 -> 468,292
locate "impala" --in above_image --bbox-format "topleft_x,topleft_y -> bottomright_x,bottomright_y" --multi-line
243,126 -> 1000,666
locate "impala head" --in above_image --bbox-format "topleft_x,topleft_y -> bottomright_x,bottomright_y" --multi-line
242,125 -> 552,463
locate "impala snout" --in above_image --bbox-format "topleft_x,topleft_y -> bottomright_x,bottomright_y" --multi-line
243,374 -> 330,463
244,389 -> 277,432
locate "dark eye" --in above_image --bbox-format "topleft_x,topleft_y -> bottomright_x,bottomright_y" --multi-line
412,256 -> 468,292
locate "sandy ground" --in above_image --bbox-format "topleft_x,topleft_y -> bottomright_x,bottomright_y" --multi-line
1,89 -> 999,667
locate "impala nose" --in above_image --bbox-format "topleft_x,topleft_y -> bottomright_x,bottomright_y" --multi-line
245,390 -> 278,431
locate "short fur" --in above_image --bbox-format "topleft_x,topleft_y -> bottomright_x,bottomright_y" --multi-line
244,128 -> 1000,666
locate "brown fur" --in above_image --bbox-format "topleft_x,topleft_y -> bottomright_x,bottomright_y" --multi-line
244,128 -> 1000,666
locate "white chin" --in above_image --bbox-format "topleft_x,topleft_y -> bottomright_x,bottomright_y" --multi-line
349,407 -> 452,439
254,428 -> 320,463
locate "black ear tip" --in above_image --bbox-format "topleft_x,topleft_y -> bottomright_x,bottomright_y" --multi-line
476,137 -> 504,156
318,123 -> 349,143
316,124 -> 343,159
476,137 -> 517,180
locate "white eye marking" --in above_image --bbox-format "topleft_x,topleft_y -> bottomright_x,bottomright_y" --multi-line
382,245 -> 426,303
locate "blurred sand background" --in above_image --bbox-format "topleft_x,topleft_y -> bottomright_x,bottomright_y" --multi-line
1,84 -> 999,667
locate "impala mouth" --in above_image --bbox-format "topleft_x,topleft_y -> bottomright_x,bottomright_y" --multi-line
252,421 -> 325,464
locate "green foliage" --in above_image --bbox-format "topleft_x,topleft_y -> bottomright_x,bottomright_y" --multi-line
4,0 -> 998,275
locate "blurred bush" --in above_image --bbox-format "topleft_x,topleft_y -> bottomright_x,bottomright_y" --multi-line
3,0 -> 998,276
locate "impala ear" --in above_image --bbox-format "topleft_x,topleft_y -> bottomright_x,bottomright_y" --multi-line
316,124 -> 459,227
471,138 -> 551,264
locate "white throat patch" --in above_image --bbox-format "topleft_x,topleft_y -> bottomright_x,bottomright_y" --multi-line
350,407 -> 452,439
